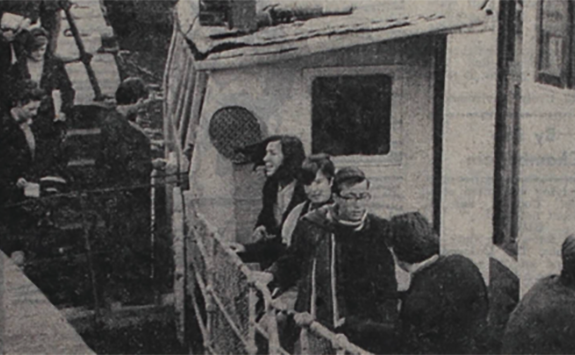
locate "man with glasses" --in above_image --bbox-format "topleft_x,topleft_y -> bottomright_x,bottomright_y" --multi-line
266,167 -> 399,353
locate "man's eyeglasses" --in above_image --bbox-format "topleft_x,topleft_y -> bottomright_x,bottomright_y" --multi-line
337,193 -> 371,202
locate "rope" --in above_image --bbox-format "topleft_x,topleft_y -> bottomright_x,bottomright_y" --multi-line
0,172 -> 187,211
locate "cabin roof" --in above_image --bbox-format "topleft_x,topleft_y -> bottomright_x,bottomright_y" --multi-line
176,0 -> 493,69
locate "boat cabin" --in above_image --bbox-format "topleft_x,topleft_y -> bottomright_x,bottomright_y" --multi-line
164,0 -> 575,347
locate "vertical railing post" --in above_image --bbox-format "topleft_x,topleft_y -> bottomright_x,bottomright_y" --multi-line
299,327 -> 311,354
204,218 -> 216,354
247,285 -> 258,355
62,2 -> 104,101
150,168 -> 159,295
173,187 -> 186,346
336,346 -> 346,355
79,192 -> 101,325
266,304 -> 281,355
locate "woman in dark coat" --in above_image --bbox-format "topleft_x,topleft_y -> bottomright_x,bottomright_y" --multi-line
233,135 -> 307,269
391,212 -> 489,354
501,235 -> 575,354
0,80 -> 45,253
9,27 -> 74,176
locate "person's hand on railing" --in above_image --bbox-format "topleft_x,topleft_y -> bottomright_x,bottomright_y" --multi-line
294,312 -> 314,327
152,158 -> 167,170
251,271 -> 273,286
16,177 -> 28,189
271,294 -> 290,312
252,225 -> 268,242
227,242 -> 246,254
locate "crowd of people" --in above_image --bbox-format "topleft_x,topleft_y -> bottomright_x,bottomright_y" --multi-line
0,5 -> 75,254
0,5 -> 159,306
227,134 -> 575,354
3,4 -> 575,353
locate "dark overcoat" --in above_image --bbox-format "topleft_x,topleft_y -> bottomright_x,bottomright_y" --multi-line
502,275 -> 575,354
270,206 -> 399,353
0,113 -> 36,203
398,254 -> 489,354
239,178 -> 306,269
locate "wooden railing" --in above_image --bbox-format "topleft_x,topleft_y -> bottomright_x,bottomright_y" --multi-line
172,187 -> 374,355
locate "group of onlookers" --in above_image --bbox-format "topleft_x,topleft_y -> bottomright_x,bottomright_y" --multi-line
0,5 -> 74,253
228,134 -> 575,354
227,135 -> 488,354
0,4 -> 157,305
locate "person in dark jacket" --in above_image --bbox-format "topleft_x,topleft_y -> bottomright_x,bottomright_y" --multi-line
9,27 -> 75,176
391,212 -> 489,354
0,80 -> 45,254
280,153 -> 335,248
501,234 -> 575,354
233,135 -> 307,269
267,167 -> 398,354
0,80 -> 45,203
0,10 -> 31,114
97,77 -> 153,306
98,77 -> 152,189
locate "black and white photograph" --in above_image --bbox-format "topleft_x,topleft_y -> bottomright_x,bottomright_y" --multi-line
0,0 -> 573,354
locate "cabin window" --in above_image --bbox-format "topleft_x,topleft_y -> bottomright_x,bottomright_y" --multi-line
311,75 -> 392,156
537,0 -> 574,88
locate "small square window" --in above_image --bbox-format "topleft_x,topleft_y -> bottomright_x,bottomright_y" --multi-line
311,74 -> 392,156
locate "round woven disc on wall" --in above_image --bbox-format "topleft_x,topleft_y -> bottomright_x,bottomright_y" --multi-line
208,106 -> 262,164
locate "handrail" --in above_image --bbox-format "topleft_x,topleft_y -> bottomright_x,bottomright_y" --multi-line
308,321 -> 373,355
62,3 -> 103,101
184,206 -> 379,355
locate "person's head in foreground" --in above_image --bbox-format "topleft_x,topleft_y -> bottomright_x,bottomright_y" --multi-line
390,211 -> 440,272
299,153 -> 335,205
332,167 -> 371,223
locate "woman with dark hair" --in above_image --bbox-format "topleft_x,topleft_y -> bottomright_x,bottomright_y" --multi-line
281,153 -> 335,246
232,135 -> 307,269
9,27 -> 74,175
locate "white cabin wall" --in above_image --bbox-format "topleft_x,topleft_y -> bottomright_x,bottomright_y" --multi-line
189,66 -> 309,242
190,37 -> 435,243
299,37 -> 435,221
441,31 -> 499,280
516,2 -> 575,294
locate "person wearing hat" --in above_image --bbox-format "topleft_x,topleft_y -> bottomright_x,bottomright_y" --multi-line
390,212 -> 488,354
265,166 -> 398,353
501,235 -> 575,354
8,27 -> 74,177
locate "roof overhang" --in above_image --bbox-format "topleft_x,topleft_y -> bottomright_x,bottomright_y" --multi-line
176,0 -> 494,70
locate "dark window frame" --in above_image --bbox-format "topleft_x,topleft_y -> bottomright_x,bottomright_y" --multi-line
310,74 -> 393,157
494,0 -> 522,258
536,0 -> 575,88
